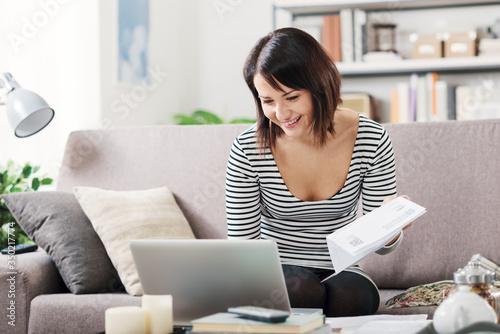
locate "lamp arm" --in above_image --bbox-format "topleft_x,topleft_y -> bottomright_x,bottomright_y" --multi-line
0,72 -> 21,105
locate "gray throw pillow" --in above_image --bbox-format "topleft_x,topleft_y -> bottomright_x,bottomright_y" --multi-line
2,191 -> 124,294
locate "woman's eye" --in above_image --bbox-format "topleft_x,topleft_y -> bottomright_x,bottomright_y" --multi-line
262,100 -> 273,105
287,96 -> 299,101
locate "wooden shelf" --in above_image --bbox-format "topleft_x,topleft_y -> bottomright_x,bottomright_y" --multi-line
336,57 -> 500,77
274,0 -> 500,15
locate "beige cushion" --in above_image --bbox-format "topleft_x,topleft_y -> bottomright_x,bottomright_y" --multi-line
73,186 -> 195,295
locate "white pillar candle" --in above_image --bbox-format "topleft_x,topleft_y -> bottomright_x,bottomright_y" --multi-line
105,306 -> 147,334
142,294 -> 174,334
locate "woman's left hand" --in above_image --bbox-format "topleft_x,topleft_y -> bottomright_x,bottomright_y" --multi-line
382,195 -> 413,246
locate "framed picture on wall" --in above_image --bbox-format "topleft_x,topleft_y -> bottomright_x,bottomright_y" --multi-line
118,0 -> 150,86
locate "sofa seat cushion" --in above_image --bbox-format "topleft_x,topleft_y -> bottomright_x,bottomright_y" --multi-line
28,293 -> 141,334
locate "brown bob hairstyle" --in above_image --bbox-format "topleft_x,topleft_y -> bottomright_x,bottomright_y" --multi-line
243,27 -> 342,150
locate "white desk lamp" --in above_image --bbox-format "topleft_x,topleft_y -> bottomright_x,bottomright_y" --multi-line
0,72 -> 54,138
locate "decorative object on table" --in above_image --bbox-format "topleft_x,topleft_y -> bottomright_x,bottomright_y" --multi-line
385,280 -> 455,309
410,33 -> 444,59
417,321 -> 500,334
470,254 -> 500,277
443,31 -> 477,57
105,306 -> 147,334
142,294 -> 174,334
191,312 -> 324,334
432,284 -> 497,334
173,110 -> 255,125
0,72 -> 54,138
0,161 -> 52,249
451,260 -> 500,321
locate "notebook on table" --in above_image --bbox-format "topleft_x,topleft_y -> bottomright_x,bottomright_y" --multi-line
130,239 -> 293,326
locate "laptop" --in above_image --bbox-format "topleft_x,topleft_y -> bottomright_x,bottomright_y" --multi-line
130,239 -> 292,326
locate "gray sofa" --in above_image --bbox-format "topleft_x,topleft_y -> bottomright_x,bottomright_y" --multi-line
1,119 -> 500,334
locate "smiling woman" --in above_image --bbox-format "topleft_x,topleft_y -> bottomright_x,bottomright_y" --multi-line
243,28 -> 342,149
226,27 -> 410,317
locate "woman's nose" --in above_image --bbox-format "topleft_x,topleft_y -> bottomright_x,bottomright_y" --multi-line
275,103 -> 291,122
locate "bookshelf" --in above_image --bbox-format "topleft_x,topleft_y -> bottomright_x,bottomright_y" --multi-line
274,0 -> 500,16
337,57 -> 500,77
273,1 -> 500,122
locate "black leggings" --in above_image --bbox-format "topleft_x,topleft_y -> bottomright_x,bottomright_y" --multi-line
282,265 -> 380,317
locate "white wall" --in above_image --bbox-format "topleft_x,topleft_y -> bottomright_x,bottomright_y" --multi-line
0,0 -> 101,181
99,0 -> 274,127
0,0 -> 276,183
194,0 -> 273,122
99,0 -> 191,128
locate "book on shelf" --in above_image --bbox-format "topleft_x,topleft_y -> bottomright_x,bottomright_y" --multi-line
340,93 -> 377,121
340,8 -> 354,63
426,72 -> 439,120
190,312 -> 325,334
353,9 -> 367,62
292,15 -> 322,43
390,89 -> 398,123
416,75 -> 428,122
391,72 -> 459,123
321,14 -> 342,62
396,81 -> 410,123
409,73 -> 418,122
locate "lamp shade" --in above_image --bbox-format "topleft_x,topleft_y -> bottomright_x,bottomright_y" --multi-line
5,88 -> 55,138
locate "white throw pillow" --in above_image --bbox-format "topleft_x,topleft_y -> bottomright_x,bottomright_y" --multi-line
73,186 -> 195,295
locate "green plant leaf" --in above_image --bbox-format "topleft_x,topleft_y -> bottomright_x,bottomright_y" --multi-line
2,171 -> 8,185
33,166 -> 40,173
32,178 -> 40,190
229,118 -> 256,124
41,178 -> 53,185
173,115 -> 203,125
192,110 -> 224,124
10,187 -> 22,193
22,165 -> 32,178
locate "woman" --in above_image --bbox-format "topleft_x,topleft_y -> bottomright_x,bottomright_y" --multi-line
226,27 -> 411,317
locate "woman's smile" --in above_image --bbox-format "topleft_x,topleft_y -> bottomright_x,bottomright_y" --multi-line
282,116 -> 301,127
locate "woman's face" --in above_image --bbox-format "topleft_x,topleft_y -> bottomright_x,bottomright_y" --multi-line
254,73 -> 314,141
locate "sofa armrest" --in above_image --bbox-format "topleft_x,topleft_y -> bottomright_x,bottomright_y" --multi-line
0,250 -> 68,334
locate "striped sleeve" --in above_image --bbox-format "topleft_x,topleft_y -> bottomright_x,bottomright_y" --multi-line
362,127 -> 397,215
361,126 -> 400,255
226,137 -> 261,239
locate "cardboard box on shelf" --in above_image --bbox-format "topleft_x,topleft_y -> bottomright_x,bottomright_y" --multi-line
443,31 -> 477,57
410,33 -> 443,59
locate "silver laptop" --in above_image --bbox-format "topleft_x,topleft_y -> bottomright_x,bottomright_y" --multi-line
130,239 -> 292,326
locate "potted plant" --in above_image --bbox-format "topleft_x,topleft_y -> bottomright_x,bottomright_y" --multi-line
0,160 -> 53,249
174,110 -> 255,125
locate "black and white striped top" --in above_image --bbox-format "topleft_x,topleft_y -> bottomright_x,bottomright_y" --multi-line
226,115 -> 398,270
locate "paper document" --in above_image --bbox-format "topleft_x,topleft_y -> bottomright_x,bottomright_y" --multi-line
326,314 -> 428,329
326,197 -> 426,276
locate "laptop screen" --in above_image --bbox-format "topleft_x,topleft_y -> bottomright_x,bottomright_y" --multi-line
130,239 -> 291,326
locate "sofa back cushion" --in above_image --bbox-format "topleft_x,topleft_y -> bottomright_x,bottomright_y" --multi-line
57,120 -> 500,289
57,124 -> 250,239
359,119 -> 500,288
